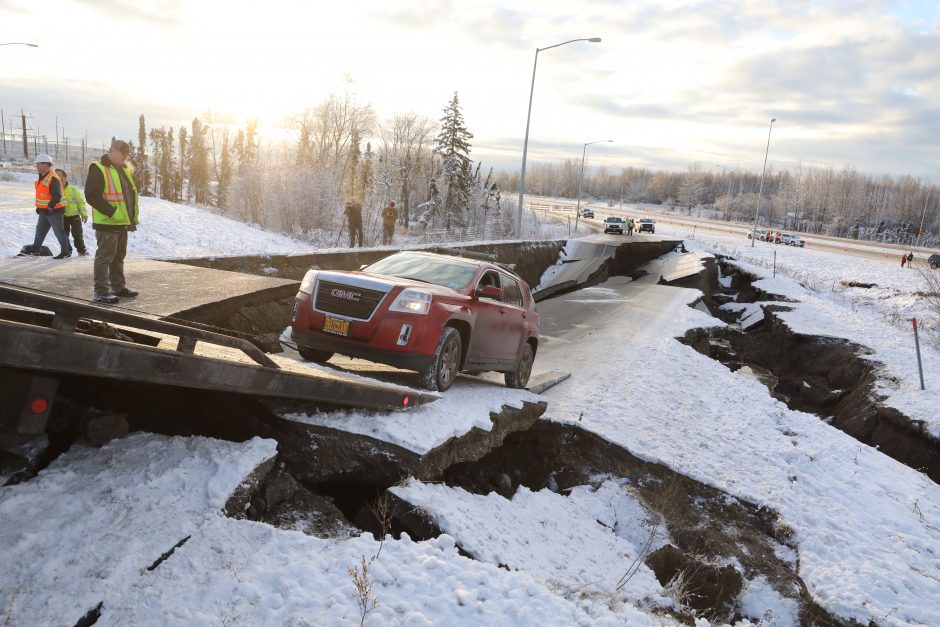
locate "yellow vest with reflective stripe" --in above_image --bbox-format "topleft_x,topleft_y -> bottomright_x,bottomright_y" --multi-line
92,162 -> 138,226
63,185 -> 88,218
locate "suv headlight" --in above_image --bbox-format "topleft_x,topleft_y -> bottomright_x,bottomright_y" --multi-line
299,270 -> 318,295
389,288 -> 432,315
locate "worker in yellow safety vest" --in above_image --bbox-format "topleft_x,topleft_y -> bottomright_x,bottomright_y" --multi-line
84,140 -> 139,304
56,168 -> 89,256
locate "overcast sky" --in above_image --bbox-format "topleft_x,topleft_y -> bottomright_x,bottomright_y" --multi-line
2,0 -> 939,179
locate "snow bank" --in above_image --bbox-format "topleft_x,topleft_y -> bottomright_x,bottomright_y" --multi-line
391,479 -> 669,616
0,181 -> 312,258
0,433 -> 277,625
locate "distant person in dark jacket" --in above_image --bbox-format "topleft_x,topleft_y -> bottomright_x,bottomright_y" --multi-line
382,201 -> 398,245
85,140 -> 139,304
346,200 -> 363,248
31,153 -> 71,258
907,252 -> 914,269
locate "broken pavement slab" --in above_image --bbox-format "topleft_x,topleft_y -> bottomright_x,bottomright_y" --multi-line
272,381 -> 548,485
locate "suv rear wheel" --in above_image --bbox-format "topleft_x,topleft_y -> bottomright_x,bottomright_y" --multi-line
297,345 -> 334,363
505,342 -> 534,389
419,327 -> 462,391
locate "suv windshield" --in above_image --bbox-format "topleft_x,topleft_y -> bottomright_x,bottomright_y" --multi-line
364,253 -> 478,290
606,217 -> 623,223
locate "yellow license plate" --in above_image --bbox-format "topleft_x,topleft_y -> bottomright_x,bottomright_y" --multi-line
323,316 -> 351,336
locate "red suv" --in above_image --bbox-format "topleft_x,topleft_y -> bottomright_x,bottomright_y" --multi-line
290,251 -> 540,391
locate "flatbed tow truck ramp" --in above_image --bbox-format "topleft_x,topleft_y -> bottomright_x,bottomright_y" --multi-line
0,283 -> 437,438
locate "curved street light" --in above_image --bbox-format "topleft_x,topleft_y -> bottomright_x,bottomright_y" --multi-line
516,37 -> 602,237
0,42 -> 38,47
574,139 -> 613,233
751,118 -> 777,247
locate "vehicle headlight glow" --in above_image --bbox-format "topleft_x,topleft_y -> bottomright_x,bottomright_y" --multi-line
299,270 -> 318,295
389,288 -> 432,315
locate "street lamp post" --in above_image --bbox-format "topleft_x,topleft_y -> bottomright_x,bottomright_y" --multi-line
751,118 -> 776,247
574,139 -> 612,233
516,37 -> 601,237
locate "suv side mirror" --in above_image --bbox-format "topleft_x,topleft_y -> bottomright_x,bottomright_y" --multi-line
478,285 -> 503,300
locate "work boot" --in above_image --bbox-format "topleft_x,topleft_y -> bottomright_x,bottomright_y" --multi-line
114,288 -> 139,298
92,293 -> 119,304
53,251 -> 71,259
78,250 -> 89,256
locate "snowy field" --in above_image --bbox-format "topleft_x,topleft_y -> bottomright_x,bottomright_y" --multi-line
0,179 -> 313,258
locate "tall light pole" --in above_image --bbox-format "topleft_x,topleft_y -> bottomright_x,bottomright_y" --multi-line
751,118 -> 776,247
0,42 -> 38,47
574,139 -> 612,233
516,37 -> 602,237
916,188 -> 930,248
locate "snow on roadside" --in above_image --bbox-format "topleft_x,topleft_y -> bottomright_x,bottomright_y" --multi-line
0,433 -> 277,625
391,479 -> 671,620
101,519 -> 654,626
535,277 -> 940,626
688,241 -> 940,439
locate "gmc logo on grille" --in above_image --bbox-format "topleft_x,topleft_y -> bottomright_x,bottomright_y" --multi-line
330,288 -> 361,302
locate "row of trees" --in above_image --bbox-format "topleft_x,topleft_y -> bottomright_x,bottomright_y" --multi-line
124,90 -> 515,246
500,161 -> 938,245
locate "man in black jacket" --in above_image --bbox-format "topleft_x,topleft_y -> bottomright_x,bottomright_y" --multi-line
85,140 -> 139,304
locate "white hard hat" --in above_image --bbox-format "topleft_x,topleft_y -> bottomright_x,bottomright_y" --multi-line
34,153 -> 54,164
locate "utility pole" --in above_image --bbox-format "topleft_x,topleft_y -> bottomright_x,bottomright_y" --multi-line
1,108 -> 5,154
21,110 -> 28,159
55,116 -> 59,161
916,189 -> 930,248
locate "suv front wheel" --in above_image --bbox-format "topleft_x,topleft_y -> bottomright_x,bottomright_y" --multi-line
297,345 -> 334,363
505,342 -> 534,389
420,327 -> 462,391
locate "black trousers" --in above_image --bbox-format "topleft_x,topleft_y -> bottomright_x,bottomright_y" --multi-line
63,215 -> 87,254
348,221 -> 363,248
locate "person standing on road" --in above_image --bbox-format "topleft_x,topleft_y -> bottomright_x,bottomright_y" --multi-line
627,218 -> 634,235
57,168 -> 89,256
346,200 -> 363,248
381,201 -> 398,245
907,252 -> 914,269
901,253 -> 907,269
84,140 -> 139,304
31,154 -> 71,259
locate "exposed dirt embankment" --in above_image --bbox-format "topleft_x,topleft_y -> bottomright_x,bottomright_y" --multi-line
678,258 -> 940,483
389,420 -> 844,626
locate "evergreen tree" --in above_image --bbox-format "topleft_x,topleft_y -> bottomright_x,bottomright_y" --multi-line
189,117 -> 211,205
148,128 -> 163,198
359,141 -> 374,201
245,119 -> 258,162
136,114 -> 151,196
434,92 -> 474,224
178,126 -> 188,202
218,135 -> 232,209
347,129 -> 361,198
233,129 -> 246,172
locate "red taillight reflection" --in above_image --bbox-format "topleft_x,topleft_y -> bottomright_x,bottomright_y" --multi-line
402,396 -> 410,407
30,398 -> 48,414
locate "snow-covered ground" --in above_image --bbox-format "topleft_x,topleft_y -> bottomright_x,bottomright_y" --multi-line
0,180 -> 313,258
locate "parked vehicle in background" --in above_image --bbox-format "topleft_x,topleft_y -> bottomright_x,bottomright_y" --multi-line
637,218 -> 655,233
928,254 -> 940,269
747,229 -> 763,240
291,251 -> 541,392
603,216 -> 625,234
780,233 -> 805,247
579,208 -> 595,219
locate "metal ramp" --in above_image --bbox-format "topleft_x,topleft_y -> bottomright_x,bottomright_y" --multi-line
0,283 -> 438,436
